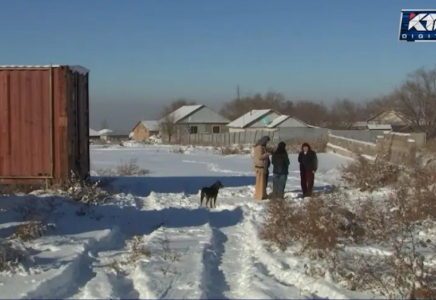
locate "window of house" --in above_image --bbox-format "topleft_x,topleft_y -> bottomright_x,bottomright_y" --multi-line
190,126 -> 198,134
212,126 -> 220,134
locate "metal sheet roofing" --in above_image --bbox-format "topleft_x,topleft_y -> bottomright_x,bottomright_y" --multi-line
160,105 -> 204,123
141,120 -> 160,131
266,115 -> 289,128
227,109 -> 273,128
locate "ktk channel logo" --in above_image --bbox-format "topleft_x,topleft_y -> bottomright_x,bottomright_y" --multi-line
399,9 -> 436,42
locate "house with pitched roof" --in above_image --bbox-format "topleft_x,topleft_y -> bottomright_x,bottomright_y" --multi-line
227,109 -> 308,132
131,120 -> 160,142
159,104 -> 229,141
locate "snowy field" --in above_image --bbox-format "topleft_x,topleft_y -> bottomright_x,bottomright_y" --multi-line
0,144 -> 376,299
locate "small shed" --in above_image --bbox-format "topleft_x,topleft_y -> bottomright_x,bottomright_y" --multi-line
0,65 -> 90,184
131,120 -> 160,142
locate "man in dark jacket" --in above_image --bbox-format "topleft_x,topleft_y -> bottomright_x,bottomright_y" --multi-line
298,142 -> 318,197
271,142 -> 290,199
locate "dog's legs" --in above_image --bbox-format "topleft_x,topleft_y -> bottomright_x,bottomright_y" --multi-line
213,196 -> 217,208
205,198 -> 209,209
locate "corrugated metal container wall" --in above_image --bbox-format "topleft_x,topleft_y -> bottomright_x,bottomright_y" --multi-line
0,65 -> 90,185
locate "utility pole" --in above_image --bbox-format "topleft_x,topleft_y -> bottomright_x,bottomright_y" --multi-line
238,84 -> 246,126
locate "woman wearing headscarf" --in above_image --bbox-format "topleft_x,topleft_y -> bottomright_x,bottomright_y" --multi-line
253,136 -> 271,200
271,141 -> 289,199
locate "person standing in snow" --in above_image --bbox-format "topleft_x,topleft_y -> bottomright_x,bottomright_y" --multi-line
253,136 -> 271,200
298,142 -> 318,197
271,142 -> 290,199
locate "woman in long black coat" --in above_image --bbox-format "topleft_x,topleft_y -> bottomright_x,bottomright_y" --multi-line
298,142 -> 318,197
271,142 -> 289,199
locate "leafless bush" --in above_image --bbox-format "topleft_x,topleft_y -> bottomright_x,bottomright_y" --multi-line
52,173 -> 109,205
341,155 -> 401,192
0,240 -> 32,273
171,147 -> 185,154
387,167 -> 436,224
116,158 -> 150,176
353,197 -> 392,243
220,145 -> 250,156
126,235 -> 152,264
107,235 -> 151,274
331,226 -> 436,298
97,158 -> 150,176
261,194 -> 356,254
158,229 -> 181,276
12,221 -> 56,242
284,137 -> 327,153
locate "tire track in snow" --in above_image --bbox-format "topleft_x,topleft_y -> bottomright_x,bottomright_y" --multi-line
239,203 -> 362,299
200,227 -> 231,299
217,204 -> 314,299
23,228 -> 123,299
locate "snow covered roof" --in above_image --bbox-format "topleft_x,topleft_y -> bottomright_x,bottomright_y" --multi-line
89,128 -> 100,137
227,109 -> 275,128
141,120 -> 160,131
161,105 -> 204,123
98,129 -> 113,135
367,124 -> 392,130
265,115 -> 308,128
0,65 -> 89,74
266,115 -> 289,128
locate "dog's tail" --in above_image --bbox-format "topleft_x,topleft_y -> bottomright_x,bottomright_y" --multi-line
200,188 -> 205,205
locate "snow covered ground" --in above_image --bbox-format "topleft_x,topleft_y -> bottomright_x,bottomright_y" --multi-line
0,144 -> 369,299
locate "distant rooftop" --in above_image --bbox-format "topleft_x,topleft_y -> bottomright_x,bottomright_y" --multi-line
227,109 -> 275,128
161,105 -> 204,123
141,120 -> 160,131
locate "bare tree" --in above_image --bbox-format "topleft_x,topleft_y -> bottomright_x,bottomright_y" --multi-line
220,91 -> 294,121
292,101 -> 329,126
328,99 -> 362,129
159,113 -> 177,143
394,67 -> 436,137
158,99 -> 196,143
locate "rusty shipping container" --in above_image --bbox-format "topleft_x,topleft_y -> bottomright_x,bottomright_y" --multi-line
0,65 -> 90,184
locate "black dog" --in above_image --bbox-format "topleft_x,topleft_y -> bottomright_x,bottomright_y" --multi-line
200,181 -> 224,208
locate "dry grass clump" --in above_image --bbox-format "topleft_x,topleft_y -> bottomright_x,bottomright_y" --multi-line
284,137 -> 328,153
341,155 -> 401,192
97,158 -> 150,176
12,221 -> 56,242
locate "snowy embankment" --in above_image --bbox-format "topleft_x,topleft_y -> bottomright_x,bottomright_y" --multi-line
0,144 -> 373,299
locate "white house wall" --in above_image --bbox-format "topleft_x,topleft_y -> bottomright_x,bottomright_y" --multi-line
178,106 -> 229,124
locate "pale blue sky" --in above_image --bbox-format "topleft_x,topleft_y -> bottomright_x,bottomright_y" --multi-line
0,0 -> 434,131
